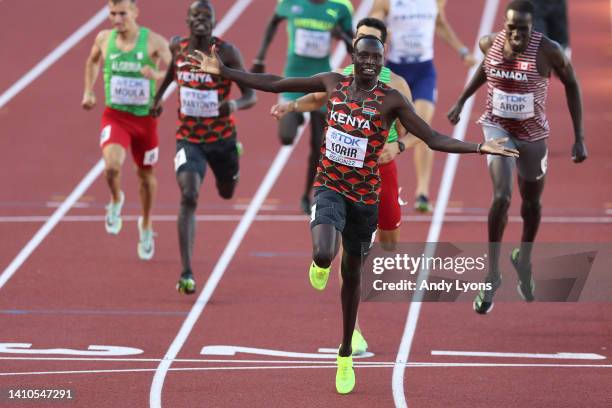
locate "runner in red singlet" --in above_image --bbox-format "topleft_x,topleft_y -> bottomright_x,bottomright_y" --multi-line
447,0 -> 587,314
187,35 -> 517,394
151,1 -> 256,294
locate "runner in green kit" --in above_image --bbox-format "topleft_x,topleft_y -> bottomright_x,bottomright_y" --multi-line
251,0 -> 354,214
82,0 -> 171,260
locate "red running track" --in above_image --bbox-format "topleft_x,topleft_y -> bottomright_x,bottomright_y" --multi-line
0,1 -> 610,407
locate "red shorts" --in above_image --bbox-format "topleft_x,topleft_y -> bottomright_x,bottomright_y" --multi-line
378,160 -> 401,231
100,107 -> 159,168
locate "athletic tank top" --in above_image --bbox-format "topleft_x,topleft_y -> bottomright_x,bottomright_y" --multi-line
174,37 -> 235,144
479,30 -> 550,141
342,64 -> 399,143
104,27 -> 156,116
386,0 -> 438,64
314,76 -> 390,204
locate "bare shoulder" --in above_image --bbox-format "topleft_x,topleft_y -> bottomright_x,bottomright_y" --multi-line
540,36 -> 565,60
389,72 -> 411,98
149,30 -> 169,49
95,30 -> 112,46
479,33 -> 497,53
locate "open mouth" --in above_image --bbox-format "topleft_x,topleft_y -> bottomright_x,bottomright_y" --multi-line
363,67 -> 376,75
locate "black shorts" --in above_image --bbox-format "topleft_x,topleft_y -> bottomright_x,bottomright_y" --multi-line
174,138 -> 239,182
310,187 -> 378,257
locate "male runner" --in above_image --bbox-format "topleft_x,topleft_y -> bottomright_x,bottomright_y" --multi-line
151,0 -> 256,294
270,17 -> 417,355
82,0 -> 171,260
251,0 -> 354,215
187,36 -> 517,394
447,0 -> 587,314
532,0 -> 571,58
371,0 -> 477,212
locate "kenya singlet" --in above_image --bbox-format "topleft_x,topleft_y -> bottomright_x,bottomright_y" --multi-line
478,30 -> 550,141
314,77 -> 390,204
174,37 -> 235,143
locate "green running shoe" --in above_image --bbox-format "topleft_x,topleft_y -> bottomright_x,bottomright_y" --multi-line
511,248 -> 535,302
336,355 -> 355,394
104,191 -> 124,235
309,261 -> 330,291
236,141 -> 244,157
177,272 -> 196,295
473,276 -> 502,315
351,330 -> 368,355
414,194 -> 433,213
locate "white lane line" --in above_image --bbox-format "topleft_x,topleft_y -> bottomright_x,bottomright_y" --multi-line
431,350 -> 607,360
392,1 -> 501,407
2,362 -> 612,377
0,6 -> 108,109
0,214 -> 610,223
0,161 -> 105,290
0,1 -> 249,292
149,2 -> 372,407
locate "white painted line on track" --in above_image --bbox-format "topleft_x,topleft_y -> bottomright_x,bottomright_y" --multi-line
149,2 -> 373,407
0,1 -> 250,292
431,350 -> 607,360
392,1 -> 501,407
0,7 -> 108,109
0,214 -> 609,224
2,362 -> 611,378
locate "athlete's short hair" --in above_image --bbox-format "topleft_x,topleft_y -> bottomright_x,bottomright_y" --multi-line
356,18 -> 387,44
353,34 -> 385,50
506,0 -> 535,15
109,0 -> 135,4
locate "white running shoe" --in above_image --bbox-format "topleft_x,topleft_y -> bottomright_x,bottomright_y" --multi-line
105,191 -> 125,235
137,216 -> 155,261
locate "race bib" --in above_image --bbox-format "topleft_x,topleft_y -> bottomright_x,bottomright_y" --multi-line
295,28 -> 331,58
325,127 -> 367,168
180,87 -> 219,117
492,88 -> 535,120
110,75 -> 150,105
395,32 -> 425,59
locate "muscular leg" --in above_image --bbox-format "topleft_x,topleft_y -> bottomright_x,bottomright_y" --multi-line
338,251 -> 363,357
177,171 -> 202,274
487,156 -> 514,280
136,166 -> 157,230
516,175 -> 545,268
102,144 -> 126,203
278,111 -> 303,146
305,111 -> 326,198
311,224 -> 341,268
413,100 -> 435,198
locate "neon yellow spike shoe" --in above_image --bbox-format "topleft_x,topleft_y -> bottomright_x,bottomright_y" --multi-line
351,330 -> 368,356
309,261 -> 331,291
336,355 -> 355,394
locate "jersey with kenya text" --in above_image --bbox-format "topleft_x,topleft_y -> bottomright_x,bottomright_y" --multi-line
174,37 -> 236,144
478,30 -> 550,141
314,76 -> 390,205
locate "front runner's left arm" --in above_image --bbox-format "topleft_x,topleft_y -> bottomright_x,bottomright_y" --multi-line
545,39 -> 587,163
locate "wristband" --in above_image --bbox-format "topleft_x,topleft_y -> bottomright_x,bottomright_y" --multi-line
397,140 -> 406,153
458,46 -> 469,60
228,100 -> 238,113
253,59 -> 265,65
477,143 -> 484,155
291,100 -> 299,112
